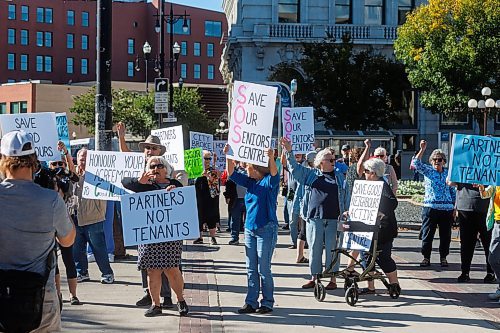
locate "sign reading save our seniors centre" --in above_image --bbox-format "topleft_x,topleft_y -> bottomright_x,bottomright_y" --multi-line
448,134 -> 500,186
227,81 -> 278,167
151,125 -> 184,171
282,107 -> 315,154
120,186 -> 200,246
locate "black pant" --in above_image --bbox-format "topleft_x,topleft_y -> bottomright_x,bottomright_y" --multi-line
141,269 -> 171,298
55,245 -> 77,279
421,207 -> 453,259
457,210 -> 493,274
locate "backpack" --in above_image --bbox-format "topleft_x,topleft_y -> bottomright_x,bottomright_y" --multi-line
0,249 -> 55,333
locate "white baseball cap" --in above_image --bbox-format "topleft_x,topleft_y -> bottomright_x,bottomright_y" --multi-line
0,130 -> 36,157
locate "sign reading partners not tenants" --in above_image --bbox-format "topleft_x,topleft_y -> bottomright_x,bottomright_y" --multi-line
83,151 -> 145,201
120,186 -> 200,246
341,180 -> 384,252
151,125 -> 184,171
190,131 -> 213,151
448,134 -> 500,186
0,112 -> 58,161
282,107 -> 315,154
227,81 -> 277,167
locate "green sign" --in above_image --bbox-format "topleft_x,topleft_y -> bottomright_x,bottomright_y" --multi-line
184,148 -> 203,179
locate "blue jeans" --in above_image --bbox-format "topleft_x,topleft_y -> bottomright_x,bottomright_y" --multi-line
230,198 -> 245,241
73,217 -> 113,277
420,207 -> 453,259
283,197 -> 290,225
306,218 -> 340,276
288,202 -> 299,246
88,201 -> 115,255
244,223 -> 278,309
488,222 -> 500,288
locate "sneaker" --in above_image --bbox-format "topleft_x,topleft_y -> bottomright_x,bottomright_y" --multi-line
177,300 -> 189,316
87,254 -> 95,263
193,237 -> 203,244
144,305 -> 162,317
217,226 -> 221,233
487,289 -> 500,300
484,273 -> 497,284
136,293 -> 152,307
256,306 -> 273,314
108,253 -> 115,263
282,224 -> 290,230
77,273 -> 90,282
225,228 -> 231,232
420,258 -> 431,267
457,273 -> 470,283
228,239 -> 239,245
440,258 -> 448,267
211,237 -> 218,245
237,304 -> 256,314
100,273 -> 115,284
162,297 -> 174,309
70,296 -> 81,305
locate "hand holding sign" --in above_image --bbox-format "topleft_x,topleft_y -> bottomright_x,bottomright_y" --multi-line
280,137 -> 292,153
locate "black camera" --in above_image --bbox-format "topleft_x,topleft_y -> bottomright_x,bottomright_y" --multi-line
34,167 -> 76,194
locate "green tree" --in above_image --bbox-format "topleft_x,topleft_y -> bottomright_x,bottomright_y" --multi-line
269,36 -> 410,130
394,0 -> 500,125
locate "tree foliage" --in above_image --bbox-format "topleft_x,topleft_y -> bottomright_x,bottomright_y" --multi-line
394,0 -> 500,115
269,36 -> 410,130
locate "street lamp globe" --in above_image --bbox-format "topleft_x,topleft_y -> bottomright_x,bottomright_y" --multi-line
290,79 -> 298,95
481,87 -> 491,97
182,12 -> 189,32
485,98 -> 495,108
496,100 -> 500,108
478,100 -> 486,109
173,42 -> 181,55
143,41 -> 152,55
219,121 -> 225,128
154,19 -> 161,33
467,99 -> 478,108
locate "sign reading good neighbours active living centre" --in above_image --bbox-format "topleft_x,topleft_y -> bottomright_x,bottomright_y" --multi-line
120,186 -> 200,246
448,134 -> 500,186
83,151 -> 145,201
0,113 -> 59,162
282,107 -> 315,154
227,81 -> 277,167
151,125 -> 184,171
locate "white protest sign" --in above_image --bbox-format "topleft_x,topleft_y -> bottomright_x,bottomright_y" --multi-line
0,113 -> 58,161
190,131 -> 214,151
341,180 -> 384,251
83,151 -> 145,201
282,107 -> 315,154
213,140 -> 226,172
151,125 -> 184,170
120,186 -> 200,246
227,81 -> 277,167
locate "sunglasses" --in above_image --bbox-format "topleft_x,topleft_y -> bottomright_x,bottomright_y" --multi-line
364,169 -> 374,174
204,157 -> 212,160
375,155 -> 386,158
144,145 -> 160,151
149,164 -> 165,170
432,158 -> 443,163
50,161 -> 66,167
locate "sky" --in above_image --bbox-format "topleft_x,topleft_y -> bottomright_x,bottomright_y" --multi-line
169,0 -> 223,12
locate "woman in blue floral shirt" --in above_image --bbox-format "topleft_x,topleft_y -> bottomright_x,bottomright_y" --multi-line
413,140 -> 456,267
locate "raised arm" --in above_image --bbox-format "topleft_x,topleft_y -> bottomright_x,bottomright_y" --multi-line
415,140 -> 426,160
357,139 -> 371,177
267,148 -> 278,176
223,143 -> 235,177
280,137 -> 314,185
58,141 -> 76,173
117,122 -> 131,153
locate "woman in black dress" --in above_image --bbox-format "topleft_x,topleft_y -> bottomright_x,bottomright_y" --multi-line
122,156 -> 188,317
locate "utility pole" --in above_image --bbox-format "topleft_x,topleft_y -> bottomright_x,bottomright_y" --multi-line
95,0 -> 113,151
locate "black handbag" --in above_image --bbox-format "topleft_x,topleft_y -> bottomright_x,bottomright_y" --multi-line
0,249 -> 55,333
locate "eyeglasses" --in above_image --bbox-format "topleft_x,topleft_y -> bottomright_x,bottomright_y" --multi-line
149,164 -> 165,170
375,155 -> 386,158
364,169 -> 374,174
204,157 -> 212,161
50,161 -> 66,167
432,158 -> 443,163
144,145 -> 159,151
323,158 -> 334,163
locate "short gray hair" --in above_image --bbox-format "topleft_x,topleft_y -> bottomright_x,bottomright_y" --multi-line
146,156 -> 174,178
314,149 -> 332,168
373,147 -> 387,157
363,158 -> 385,178
429,149 -> 447,164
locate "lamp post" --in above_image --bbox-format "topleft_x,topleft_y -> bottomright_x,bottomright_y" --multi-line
216,121 -> 229,139
468,87 -> 500,135
290,79 -> 297,107
135,41 -> 153,92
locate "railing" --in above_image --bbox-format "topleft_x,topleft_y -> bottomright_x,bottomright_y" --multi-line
326,25 -> 371,40
383,26 -> 398,40
268,24 -> 313,38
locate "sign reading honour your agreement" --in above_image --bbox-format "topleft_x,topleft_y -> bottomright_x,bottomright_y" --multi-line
448,134 -> 500,186
184,148 -> 204,179
213,140 -> 226,171
83,151 -> 145,201
120,186 -> 200,246
282,107 -> 315,154
228,81 -> 278,167
341,180 -> 384,251
151,125 -> 184,171
56,113 -> 71,156
0,112 -> 58,162
190,131 -> 213,151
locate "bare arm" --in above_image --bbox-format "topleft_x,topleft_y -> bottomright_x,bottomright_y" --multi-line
415,140 -> 427,160
223,144 -> 236,177
58,141 -> 76,173
389,166 -> 398,194
116,122 -> 131,153
357,139 -> 371,177
267,148 -> 278,176
57,226 -> 76,247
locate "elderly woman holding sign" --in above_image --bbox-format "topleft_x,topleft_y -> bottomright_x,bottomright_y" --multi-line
122,156 -> 188,318
413,140 -> 456,268
223,143 -> 280,315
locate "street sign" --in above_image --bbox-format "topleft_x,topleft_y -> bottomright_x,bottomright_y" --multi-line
154,78 -> 168,114
163,112 -> 177,123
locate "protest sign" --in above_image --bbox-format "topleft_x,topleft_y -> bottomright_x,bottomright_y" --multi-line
341,180 -> 384,251
190,131 -> 213,151
448,134 -> 500,186
227,81 -> 277,167
213,140 -> 226,172
282,107 -> 315,154
151,125 -> 184,170
0,112 -> 58,161
184,148 -> 204,179
83,151 -> 145,201
120,186 -> 200,246
56,113 -> 71,155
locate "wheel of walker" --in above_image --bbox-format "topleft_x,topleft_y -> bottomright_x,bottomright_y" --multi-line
345,286 -> 359,306
314,282 -> 326,302
344,278 -> 353,291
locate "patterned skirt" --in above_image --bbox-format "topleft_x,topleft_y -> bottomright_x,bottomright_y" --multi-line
137,240 -> 183,270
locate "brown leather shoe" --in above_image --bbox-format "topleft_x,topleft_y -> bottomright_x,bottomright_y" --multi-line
325,282 -> 337,290
301,280 -> 316,289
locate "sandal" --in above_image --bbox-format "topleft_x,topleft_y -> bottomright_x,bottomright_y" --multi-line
296,257 -> 309,264
358,288 -> 376,295
325,282 -> 337,290
343,269 -> 360,277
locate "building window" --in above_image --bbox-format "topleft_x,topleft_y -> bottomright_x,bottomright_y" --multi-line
167,19 -> 191,35
204,21 -> 222,37
36,32 -> 43,47
82,35 -> 89,50
81,59 -> 88,75
207,43 -> 214,57
365,0 -> 384,25
180,64 -> 187,78
21,5 -> 29,21
82,11 -> 89,27
336,0 -> 352,24
45,8 -> 53,24
7,53 -> 15,70
207,65 -> 214,80
127,39 -> 135,55
67,10 -> 75,26
181,41 -> 187,56
20,54 -> 28,71
44,32 -> 52,47
194,42 -> 201,56
67,34 -> 74,49
278,0 -> 300,23
8,4 -> 16,20
36,8 -> 44,23
8,29 -> 16,45
44,56 -> 52,72
21,30 -> 29,45
0,103 -> 6,114
67,58 -> 74,74
194,64 -> 200,79
36,56 -> 43,72
441,113 -> 470,126
127,61 -> 134,77
398,0 -> 414,25
10,102 -> 28,114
